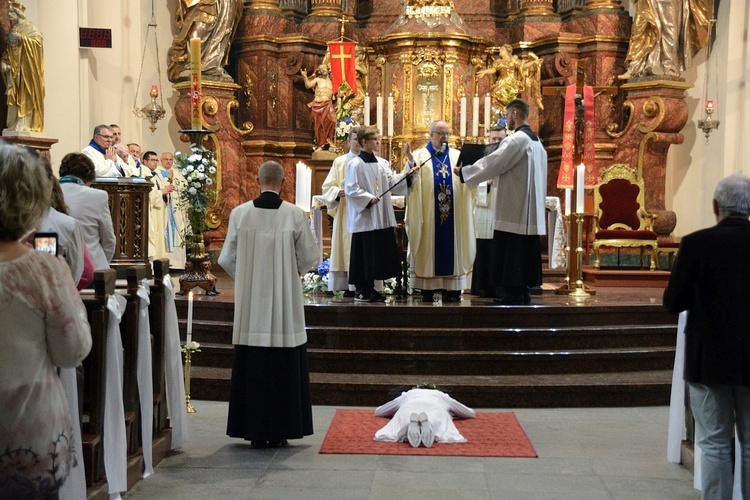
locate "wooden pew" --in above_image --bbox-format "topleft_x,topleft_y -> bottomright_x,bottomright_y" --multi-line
81,268 -> 116,487
149,259 -> 170,434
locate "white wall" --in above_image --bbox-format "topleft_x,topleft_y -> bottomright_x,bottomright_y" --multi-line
38,0 -> 183,169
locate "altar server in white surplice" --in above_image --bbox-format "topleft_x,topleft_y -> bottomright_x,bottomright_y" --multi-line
218,161 -> 319,448
374,387 -> 475,447
321,127 -> 361,293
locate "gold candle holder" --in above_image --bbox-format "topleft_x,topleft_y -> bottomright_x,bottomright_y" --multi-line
556,212 -> 596,296
183,349 -> 197,413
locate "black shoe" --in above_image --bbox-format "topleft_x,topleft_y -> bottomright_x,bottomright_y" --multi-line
443,291 -> 461,303
250,440 -> 268,448
354,291 -> 372,302
370,291 -> 386,302
421,290 -> 435,302
342,290 -> 356,298
267,439 -> 288,448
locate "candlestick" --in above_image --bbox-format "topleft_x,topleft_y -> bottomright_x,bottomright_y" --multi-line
364,93 -> 370,126
387,93 -> 394,137
295,161 -> 311,212
184,350 -> 196,413
186,290 -> 193,345
484,94 -> 491,134
472,94 -> 480,137
575,163 -> 585,214
189,33 -> 202,130
376,94 -> 383,136
460,95 -> 467,137
564,189 -> 571,217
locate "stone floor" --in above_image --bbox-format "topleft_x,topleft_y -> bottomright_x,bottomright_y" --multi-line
124,401 -> 699,499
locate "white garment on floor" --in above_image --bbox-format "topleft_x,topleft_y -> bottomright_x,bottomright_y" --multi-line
374,388 -> 475,443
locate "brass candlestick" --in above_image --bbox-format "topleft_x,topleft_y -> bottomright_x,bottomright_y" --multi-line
556,212 -> 596,296
183,349 -> 197,413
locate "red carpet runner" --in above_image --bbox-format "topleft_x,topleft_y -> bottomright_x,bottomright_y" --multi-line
320,409 -> 537,457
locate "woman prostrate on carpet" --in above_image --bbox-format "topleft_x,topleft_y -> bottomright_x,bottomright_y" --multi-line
374,386 -> 475,448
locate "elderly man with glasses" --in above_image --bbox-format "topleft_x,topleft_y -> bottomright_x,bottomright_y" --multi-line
81,124 -> 135,178
403,119 -> 476,303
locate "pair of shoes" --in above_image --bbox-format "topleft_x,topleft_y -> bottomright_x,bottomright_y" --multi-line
418,412 -> 434,448
342,290 -> 356,298
407,413 -> 421,447
267,439 -> 288,448
354,291 -> 372,302
421,290 -> 435,302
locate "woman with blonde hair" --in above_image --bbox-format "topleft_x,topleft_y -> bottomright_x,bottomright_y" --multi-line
0,143 -> 92,498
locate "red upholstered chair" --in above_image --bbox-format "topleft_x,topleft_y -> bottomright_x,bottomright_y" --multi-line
592,164 -> 658,270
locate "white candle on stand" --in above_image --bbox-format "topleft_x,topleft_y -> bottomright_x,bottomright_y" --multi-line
365,94 -> 372,125
295,161 -> 311,212
472,94 -> 480,137
484,94 -> 491,134
460,95 -> 467,137
387,93 -> 394,137
564,189 -> 571,216
186,290 -> 193,345
376,94 -> 383,135
575,163 -> 585,214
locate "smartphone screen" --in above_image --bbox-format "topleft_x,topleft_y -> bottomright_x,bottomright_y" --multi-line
34,232 -> 58,256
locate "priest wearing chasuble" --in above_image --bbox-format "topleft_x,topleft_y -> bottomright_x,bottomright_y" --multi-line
404,120 -> 475,302
218,161 -> 319,448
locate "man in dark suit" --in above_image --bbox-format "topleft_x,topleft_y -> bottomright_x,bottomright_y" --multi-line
663,173 -> 750,500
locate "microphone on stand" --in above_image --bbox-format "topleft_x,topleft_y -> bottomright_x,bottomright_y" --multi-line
378,140 -> 449,198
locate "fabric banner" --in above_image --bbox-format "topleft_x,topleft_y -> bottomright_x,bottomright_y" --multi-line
58,367 -> 86,500
557,84 -> 597,188
104,294 -> 127,499
328,42 -> 357,94
136,280 -> 154,478
162,276 -> 189,450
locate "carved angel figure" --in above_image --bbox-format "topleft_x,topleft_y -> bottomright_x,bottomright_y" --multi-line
478,45 -> 544,111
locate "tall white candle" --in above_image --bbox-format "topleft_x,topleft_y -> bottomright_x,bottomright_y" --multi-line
387,93 -> 394,136
575,163 -> 585,214
472,94 -> 480,137
484,94 -> 491,134
295,161 -> 311,212
460,95 -> 467,137
186,290 -> 193,345
364,93 -> 370,126
564,188 -> 571,216
376,94 -> 383,136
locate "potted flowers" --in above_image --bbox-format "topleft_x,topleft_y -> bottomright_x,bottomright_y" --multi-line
174,145 -> 218,257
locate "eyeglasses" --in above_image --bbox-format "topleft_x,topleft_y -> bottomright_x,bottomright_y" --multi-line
432,131 -> 450,137
97,134 -> 114,139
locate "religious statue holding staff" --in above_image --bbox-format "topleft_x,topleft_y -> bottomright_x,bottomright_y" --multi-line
1,1 -> 44,132
301,64 -> 337,150
167,0 -> 243,83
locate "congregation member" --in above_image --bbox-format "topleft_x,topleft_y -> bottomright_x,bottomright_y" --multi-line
59,152 -> 117,271
404,119 -> 475,303
0,143 -> 92,499
471,125 -> 506,298
81,124 -> 134,177
321,126 -> 362,296
143,150 -> 176,261
663,173 -> 750,500
456,99 -> 547,305
218,161 -> 319,448
38,156 -> 92,288
374,386 -> 475,448
345,126 -> 416,302
160,150 -> 187,269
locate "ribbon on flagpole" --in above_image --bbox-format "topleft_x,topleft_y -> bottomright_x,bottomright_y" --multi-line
328,41 -> 357,94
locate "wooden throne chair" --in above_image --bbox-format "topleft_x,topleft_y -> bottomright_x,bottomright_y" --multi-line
592,163 -> 658,270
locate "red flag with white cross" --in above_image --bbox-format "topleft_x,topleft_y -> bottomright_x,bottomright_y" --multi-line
328,42 -> 357,94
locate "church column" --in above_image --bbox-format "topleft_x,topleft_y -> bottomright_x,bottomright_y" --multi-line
584,0 -> 623,11
309,0 -> 343,18
246,0 -> 281,11
519,0 -> 556,17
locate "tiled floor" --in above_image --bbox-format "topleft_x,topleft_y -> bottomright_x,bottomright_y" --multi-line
124,401 -> 699,499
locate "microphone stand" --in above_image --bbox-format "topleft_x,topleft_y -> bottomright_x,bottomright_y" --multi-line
379,142 -> 447,197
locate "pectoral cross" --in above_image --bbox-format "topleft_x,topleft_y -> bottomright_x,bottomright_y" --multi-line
436,162 -> 450,179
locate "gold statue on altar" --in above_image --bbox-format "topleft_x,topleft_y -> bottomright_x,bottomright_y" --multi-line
478,44 -> 543,111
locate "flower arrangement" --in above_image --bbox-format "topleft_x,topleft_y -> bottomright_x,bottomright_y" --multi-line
181,341 -> 201,353
335,115 -> 355,141
302,258 -> 330,294
174,145 -> 218,240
